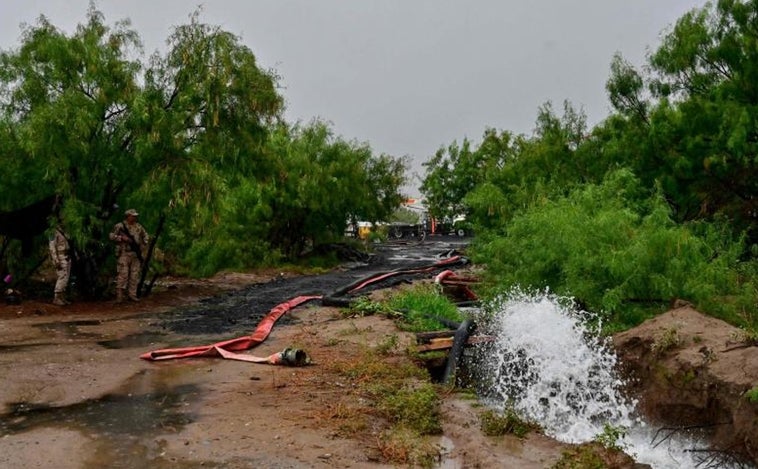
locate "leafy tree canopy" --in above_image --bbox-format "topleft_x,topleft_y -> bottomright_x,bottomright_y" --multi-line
0,6 -> 407,292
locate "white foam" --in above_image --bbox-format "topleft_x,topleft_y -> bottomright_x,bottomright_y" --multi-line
472,290 -> 744,469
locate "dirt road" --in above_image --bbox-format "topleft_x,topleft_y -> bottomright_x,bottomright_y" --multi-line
0,237 -> 573,468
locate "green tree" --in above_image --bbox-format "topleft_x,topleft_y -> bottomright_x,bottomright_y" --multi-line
606,52 -> 649,124
0,7 -> 144,291
129,9 -> 283,272
262,121 -> 406,260
421,128 -> 516,222
644,0 -> 758,239
0,7 -> 295,290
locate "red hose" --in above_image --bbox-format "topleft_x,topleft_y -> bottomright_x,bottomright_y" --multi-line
140,295 -> 321,362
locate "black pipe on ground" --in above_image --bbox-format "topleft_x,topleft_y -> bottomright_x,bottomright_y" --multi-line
442,318 -> 476,386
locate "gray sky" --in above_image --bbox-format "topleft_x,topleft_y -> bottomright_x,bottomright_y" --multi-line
1,1 -> 707,196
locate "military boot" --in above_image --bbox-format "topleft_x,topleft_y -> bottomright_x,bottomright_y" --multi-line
116,289 -> 126,303
53,293 -> 68,306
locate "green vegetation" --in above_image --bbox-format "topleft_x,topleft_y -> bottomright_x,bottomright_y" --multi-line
345,283 -> 465,332
5,0 -> 758,338
345,296 -> 393,317
552,425 -> 631,469
375,334 -> 400,356
386,283 -> 465,332
0,7 -> 406,294
652,327 -> 682,356
551,444 -> 610,469
330,348 -> 443,467
593,424 -> 628,453
377,427 -> 440,469
479,408 -> 540,438
745,386 -> 758,403
421,1 -> 758,332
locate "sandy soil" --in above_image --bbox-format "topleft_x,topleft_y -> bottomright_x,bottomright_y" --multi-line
2,245 -> 753,468
0,255 -> 575,469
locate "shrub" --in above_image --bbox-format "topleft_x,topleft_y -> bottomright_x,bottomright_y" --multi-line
471,169 -> 758,331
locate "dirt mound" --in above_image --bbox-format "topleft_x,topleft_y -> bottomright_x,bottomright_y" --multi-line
614,303 -> 758,464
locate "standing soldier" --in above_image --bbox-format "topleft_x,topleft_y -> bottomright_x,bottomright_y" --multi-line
109,209 -> 149,303
48,224 -> 71,306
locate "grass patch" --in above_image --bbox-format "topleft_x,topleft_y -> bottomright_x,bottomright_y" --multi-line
551,441 -> 636,469
551,444 -> 608,469
593,423 -> 628,452
336,322 -> 374,336
377,426 -> 439,468
373,382 -> 442,434
326,348 -> 444,466
479,408 -> 540,438
745,385 -> 758,403
375,334 -> 399,356
552,424 -> 634,468
386,283 -> 464,332
345,296 -> 396,317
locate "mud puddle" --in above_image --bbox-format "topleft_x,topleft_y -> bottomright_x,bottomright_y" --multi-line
0,238 -> 473,468
0,367 -> 202,468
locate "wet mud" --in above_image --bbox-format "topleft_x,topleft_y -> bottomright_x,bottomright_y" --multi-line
0,236 -> 486,469
155,237 -> 470,336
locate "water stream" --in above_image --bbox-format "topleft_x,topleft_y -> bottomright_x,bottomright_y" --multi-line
471,290 -> 743,469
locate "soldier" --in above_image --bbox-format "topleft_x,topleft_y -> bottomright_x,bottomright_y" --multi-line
109,208 -> 149,303
48,224 -> 71,306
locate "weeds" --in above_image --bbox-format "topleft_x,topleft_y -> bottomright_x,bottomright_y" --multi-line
736,327 -> 758,346
375,334 -> 399,356
336,322 -> 373,336
347,296 -> 390,317
552,424 -> 634,468
479,408 -> 540,438
327,348 -> 444,466
652,327 -> 681,356
593,423 -> 628,452
551,444 -> 608,469
377,426 -> 439,468
745,385 -> 758,403
386,283 -> 463,332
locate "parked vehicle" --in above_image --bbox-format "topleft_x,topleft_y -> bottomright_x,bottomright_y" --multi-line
389,222 -> 426,240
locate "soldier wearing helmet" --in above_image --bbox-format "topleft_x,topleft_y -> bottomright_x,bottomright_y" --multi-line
109,209 -> 149,303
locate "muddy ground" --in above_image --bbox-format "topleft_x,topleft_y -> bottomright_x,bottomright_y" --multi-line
0,237 -> 755,468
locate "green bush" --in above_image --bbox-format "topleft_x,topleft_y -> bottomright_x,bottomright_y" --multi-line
471,169 -> 758,331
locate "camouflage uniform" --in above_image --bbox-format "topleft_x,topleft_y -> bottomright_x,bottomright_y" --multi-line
49,227 -> 71,305
109,209 -> 149,302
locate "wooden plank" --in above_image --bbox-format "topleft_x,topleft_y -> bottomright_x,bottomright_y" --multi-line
415,335 -> 494,352
416,330 -> 456,343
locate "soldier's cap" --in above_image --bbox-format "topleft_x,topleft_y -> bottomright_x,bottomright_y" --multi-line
125,209 -> 139,217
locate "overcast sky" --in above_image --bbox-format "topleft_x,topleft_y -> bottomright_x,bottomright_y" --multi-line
1,1 -> 708,196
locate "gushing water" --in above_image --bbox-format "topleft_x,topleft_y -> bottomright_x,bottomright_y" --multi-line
472,290 -> 739,469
